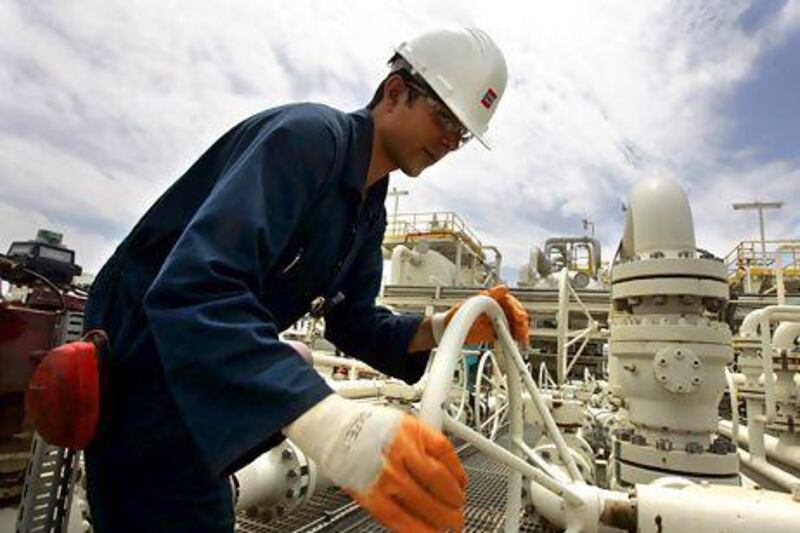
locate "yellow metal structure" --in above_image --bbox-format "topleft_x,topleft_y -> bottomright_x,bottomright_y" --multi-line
383,212 -> 486,263
724,239 -> 800,294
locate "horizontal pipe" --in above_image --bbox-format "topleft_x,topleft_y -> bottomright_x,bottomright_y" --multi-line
527,478 -> 633,532
719,419 -> 800,472
738,306 -> 800,422
636,483 -> 800,532
737,448 -> 800,492
234,450 -> 288,510
233,441 -> 332,511
329,379 -> 384,399
773,322 -> 800,350
740,306 -> 800,337
312,353 -> 377,373
528,480 -> 567,528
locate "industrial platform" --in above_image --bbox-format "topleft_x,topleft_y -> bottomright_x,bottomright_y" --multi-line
237,439 -> 552,533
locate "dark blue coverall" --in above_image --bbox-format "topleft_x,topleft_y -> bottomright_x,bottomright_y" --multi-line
82,104 -> 430,532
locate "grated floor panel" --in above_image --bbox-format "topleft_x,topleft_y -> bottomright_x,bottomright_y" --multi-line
236,439 -> 552,532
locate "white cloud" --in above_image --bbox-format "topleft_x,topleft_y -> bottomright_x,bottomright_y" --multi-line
1,0 -> 798,283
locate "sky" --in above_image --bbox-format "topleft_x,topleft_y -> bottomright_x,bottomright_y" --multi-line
1,0 -> 799,284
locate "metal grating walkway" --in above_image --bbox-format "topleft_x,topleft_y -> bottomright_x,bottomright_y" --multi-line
237,441 -> 553,532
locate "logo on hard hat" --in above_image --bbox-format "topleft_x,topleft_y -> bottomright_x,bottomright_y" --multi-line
480,88 -> 498,109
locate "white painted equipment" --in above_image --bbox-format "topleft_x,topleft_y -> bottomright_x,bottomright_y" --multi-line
724,304 -> 800,491
233,439 -> 331,523
608,177 -> 738,487
384,212 -> 502,287
228,178 -> 800,531
518,236 -> 605,290
420,293 -> 800,532
389,244 -> 457,286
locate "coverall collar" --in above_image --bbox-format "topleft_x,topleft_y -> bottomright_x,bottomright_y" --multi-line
341,108 -> 387,199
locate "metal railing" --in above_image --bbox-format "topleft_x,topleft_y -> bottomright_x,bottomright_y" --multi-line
385,211 -> 484,247
723,239 -> 800,287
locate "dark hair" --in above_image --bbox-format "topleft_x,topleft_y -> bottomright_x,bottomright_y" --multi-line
366,54 -> 429,110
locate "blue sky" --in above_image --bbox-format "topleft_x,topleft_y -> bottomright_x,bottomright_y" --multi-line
726,13 -> 800,164
1,0 -> 798,283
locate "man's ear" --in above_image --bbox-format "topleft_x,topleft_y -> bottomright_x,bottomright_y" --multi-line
383,75 -> 405,112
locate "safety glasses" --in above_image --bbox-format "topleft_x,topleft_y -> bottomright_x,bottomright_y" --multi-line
402,77 -> 473,146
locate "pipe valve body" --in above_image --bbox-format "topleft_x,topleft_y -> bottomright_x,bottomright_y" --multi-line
608,178 -> 738,487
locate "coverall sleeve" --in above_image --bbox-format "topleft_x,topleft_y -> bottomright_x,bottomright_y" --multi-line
324,214 -> 430,384
143,118 -> 335,477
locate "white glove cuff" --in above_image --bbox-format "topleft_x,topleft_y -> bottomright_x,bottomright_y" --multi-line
283,394 -> 402,492
431,311 -> 448,345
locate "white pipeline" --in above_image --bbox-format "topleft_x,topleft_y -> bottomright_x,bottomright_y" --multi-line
719,419 -> 800,472
495,318 -> 584,483
234,450 -> 291,510
739,306 -> 800,337
329,378 -> 424,402
724,367 -> 740,449
312,353 -> 377,374
747,398 -> 767,460
233,442 -> 331,512
419,296 -> 494,429
636,483 -> 800,532
736,448 -> 800,492
442,415 -> 584,506
739,306 -> 800,421
329,379 -> 384,399
421,294 -> 587,529
503,345 -> 523,532
773,322 -> 800,350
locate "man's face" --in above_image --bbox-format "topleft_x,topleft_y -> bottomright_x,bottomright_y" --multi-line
381,76 -> 469,177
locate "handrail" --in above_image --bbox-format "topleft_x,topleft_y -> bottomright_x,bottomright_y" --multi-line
385,211 -> 484,250
724,239 -> 800,285
775,245 -> 800,304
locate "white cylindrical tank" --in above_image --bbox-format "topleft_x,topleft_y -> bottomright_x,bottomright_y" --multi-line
389,244 -> 456,286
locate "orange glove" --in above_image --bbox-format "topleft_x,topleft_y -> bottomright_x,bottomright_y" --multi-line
351,416 -> 467,532
284,395 -> 466,532
434,285 -> 529,345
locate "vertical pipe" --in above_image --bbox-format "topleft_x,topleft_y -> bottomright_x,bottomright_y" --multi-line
776,251 -> 786,305
420,296 -> 496,428
747,398 -> 767,460
745,263 -> 753,293
502,344 -> 522,532
495,321 -> 585,483
455,243 -> 463,286
760,314 -> 778,422
556,269 -> 569,384
724,367 -> 739,450
758,208 -> 766,264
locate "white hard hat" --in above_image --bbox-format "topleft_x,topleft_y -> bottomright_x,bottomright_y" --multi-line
394,27 -> 508,149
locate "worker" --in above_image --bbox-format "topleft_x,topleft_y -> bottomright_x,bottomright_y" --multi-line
82,27 -> 526,532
